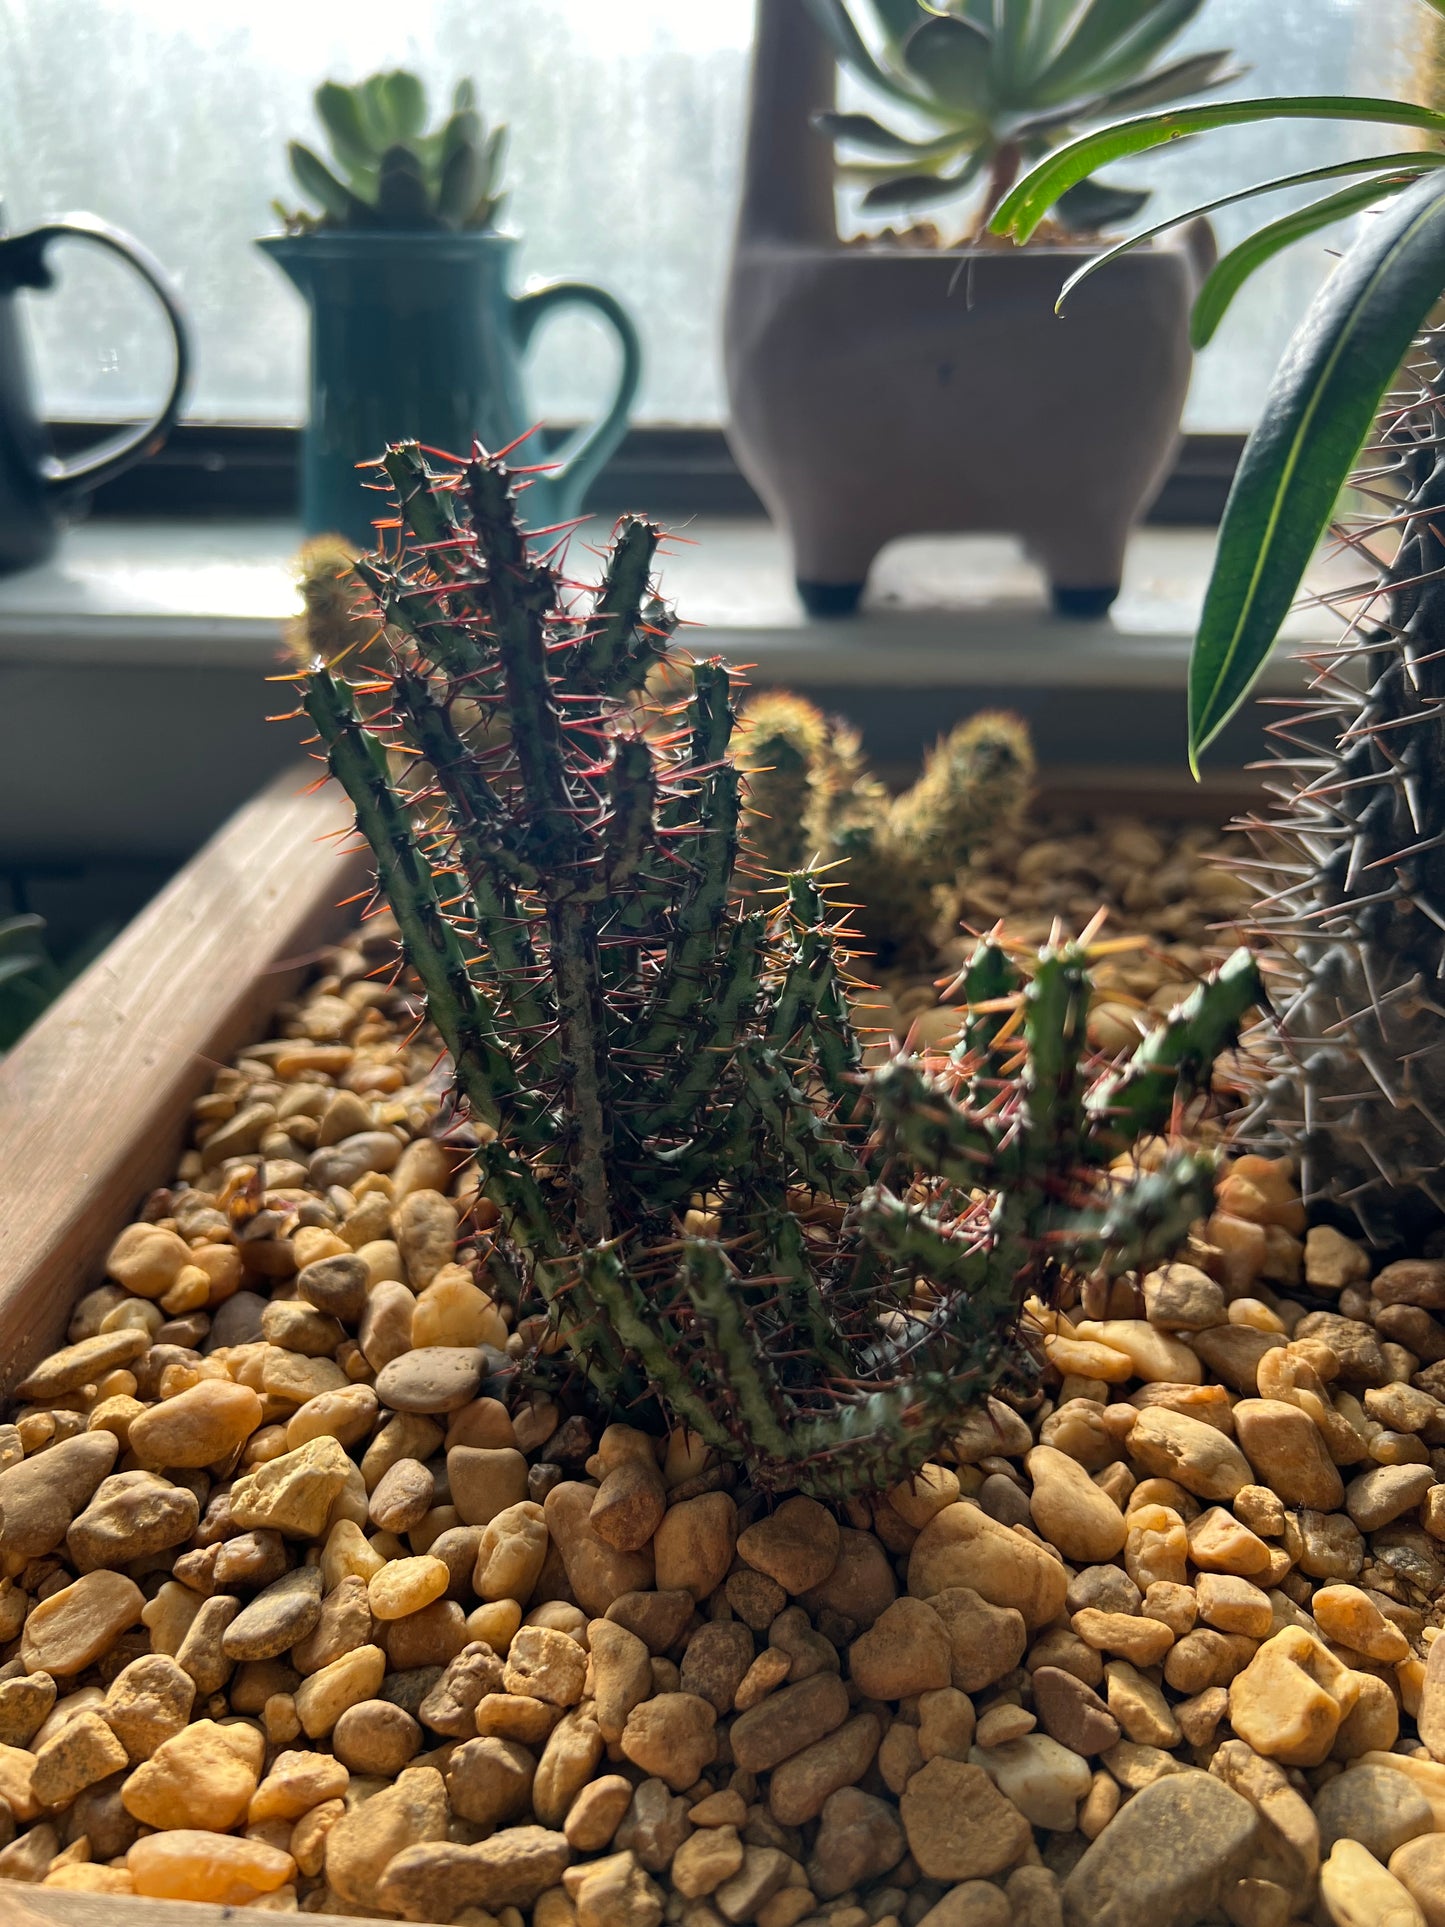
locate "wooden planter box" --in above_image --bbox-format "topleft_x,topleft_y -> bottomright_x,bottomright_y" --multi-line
0,760 -> 1264,1926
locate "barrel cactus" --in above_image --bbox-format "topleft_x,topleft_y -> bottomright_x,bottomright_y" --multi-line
288,441 -> 1261,1496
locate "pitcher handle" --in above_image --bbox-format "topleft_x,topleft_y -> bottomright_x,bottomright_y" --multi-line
511,281 -> 641,512
0,214 -> 190,502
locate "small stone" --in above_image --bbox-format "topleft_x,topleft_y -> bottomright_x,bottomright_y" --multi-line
0,1671 -> 55,1748
122,1717 -> 260,1830
1313,1763 -> 1432,1862
565,1773 -> 634,1853
102,1653 -> 194,1761
1062,1771 -> 1260,1927
1319,1838 -> 1427,1927
127,1377 -> 264,1469
848,1597 -> 952,1700
673,1824 -> 747,1898
737,1497 -> 841,1595
605,1587 -> 693,1653
899,1758 -> 1031,1882
533,1708 -> 605,1827
1232,1398 -> 1345,1509
615,1775 -> 691,1872
294,1641 -> 387,1737
918,1685 -> 978,1761
907,1504 -> 1067,1629
1024,1446 -> 1127,1563
571,1848 -> 665,1927
1195,1573 -> 1273,1638
1305,1226 -> 1371,1292
325,1763 -> 450,1909
731,1671 -> 850,1773
1346,1464 -> 1436,1532
229,1434 -> 352,1536
1187,1506 -> 1272,1576
1071,1608 -> 1175,1665
1104,1660 -> 1180,1748
369,1554 -> 449,1620
1143,1263 -> 1228,1331
450,1445 -> 531,1527
926,1585 -> 1028,1691
620,1691 -> 717,1790
21,1569 -> 143,1676
370,1456 -> 437,1534
769,1711 -> 880,1826
1005,1865 -> 1065,1927
65,1470 -> 199,1573
654,1492 -> 738,1600
1312,1583 -> 1411,1662
1283,1506 -> 1364,1582
1192,1325 -> 1287,1395
1032,1666 -> 1120,1755
1389,1834 -> 1445,1927
249,1748 -> 349,1822
713,1843 -> 795,1924
31,1706 -> 129,1809
1126,1408 -> 1253,1501
380,1827 -> 571,1923
223,1563 -> 324,1660
447,1735 -> 537,1827
798,1527 -> 898,1629
127,1830 -> 295,1906
680,1619 -> 755,1713
375,1346 -> 486,1414
0,1430 -> 119,1558
333,1696 -> 423,1776
1234,1484 -> 1287,1539
545,1484 -> 655,1617
808,1786 -> 905,1898
296,1251 -> 370,1320
15,1327 -> 150,1401
1228,1627 -> 1360,1767
589,1459 -> 667,1553
970,1731 -> 1092,1830
505,1623 -> 588,1707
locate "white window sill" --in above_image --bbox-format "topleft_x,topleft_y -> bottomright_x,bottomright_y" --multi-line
0,516 -> 1348,694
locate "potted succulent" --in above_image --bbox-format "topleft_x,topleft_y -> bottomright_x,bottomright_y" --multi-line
724,0 -> 1234,617
260,71 -> 641,545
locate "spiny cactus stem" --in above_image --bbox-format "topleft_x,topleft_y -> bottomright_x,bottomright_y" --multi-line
596,735 -> 658,897
767,1211 -> 852,1376
571,516 -> 663,694
304,669 -> 555,1186
860,1185 -> 989,1291
636,914 -> 766,1138
1056,1152 -> 1220,1275
682,1242 -> 795,1461
578,1246 -> 732,1449
1089,947 -> 1263,1142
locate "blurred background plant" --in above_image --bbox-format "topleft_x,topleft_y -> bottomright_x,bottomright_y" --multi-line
807,0 -> 1237,232
0,912 -> 114,1052
276,69 -> 507,233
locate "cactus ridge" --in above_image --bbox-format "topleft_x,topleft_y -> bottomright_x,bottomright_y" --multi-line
291,443 -> 1260,1495
1237,344 -> 1445,1246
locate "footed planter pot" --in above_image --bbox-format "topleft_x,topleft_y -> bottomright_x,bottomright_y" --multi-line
725,0 -> 1213,620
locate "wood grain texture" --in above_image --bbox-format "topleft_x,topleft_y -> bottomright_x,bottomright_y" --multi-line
0,766 -> 364,1394
0,1884 -> 386,1926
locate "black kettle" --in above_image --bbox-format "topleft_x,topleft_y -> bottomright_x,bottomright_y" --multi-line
0,209 -> 189,574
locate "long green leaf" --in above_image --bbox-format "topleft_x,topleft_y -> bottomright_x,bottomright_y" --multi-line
1190,173 -> 1430,347
1031,0 -> 1206,106
860,160 -> 983,209
990,97 -> 1445,240
1052,153 -> 1437,318
1188,168 -> 1445,769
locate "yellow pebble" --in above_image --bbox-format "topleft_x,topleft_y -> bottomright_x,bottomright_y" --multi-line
368,1555 -> 449,1621
128,1830 -> 295,1905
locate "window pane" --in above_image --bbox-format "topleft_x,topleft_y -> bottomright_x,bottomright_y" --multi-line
0,0 -> 1422,434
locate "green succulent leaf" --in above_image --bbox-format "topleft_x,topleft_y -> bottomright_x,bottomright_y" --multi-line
803,0 -> 927,108
867,0 -> 926,54
380,70 -> 428,142
1188,167 -> 1445,769
1082,47 -> 1240,118
453,77 -> 477,113
859,160 -> 984,209
314,81 -> 378,172
991,97 -> 1445,242
356,74 -> 397,149
437,139 -> 483,227
439,106 -> 483,168
1031,0 -> 1204,104
375,143 -> 435,227
902,13 -> 993,115
481,125 -> 509,197
1052,152 -> 1439,321
1053,178 -> 1150,231
288,140 -> 378,224
814,110 -> 968,158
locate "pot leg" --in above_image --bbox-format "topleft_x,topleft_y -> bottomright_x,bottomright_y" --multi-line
790,520 -> 884,620
1026,524 -> 1129,622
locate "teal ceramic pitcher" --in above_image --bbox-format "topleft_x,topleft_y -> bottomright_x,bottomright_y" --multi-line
259,230 -> 641,546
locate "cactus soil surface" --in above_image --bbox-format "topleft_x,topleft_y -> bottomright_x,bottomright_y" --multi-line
4,906 -> 1445,1926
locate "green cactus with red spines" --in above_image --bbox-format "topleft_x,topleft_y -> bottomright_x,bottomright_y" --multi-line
290,442 -> 1261,1495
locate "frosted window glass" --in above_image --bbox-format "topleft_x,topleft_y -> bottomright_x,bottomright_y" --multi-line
0,0 -> 1422,434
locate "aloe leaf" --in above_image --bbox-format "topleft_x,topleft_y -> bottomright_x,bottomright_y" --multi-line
813,110 -> 967,159
803,0 -> 926,107
1083,47 -> 1240,118
991,97 -> 1445,242
380,70 -> 428,142
1032,0 -> 1203,105
314,81 -> 378,172
1052,153 -> 1438,318
1053,179 -> 1150,231
902,13 -> 993,115
288,141 -> 377,223
1050,0 -> 1211,102
1188,167 -> 1445,769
